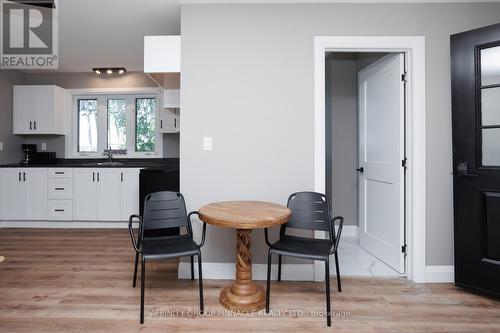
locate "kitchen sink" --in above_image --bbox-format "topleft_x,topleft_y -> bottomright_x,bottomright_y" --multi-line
83,161 -> 124,167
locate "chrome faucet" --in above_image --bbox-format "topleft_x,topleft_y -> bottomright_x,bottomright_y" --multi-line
102,149 -> 114,162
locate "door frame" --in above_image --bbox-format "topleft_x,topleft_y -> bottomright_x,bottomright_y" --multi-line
314,36 -> 426,283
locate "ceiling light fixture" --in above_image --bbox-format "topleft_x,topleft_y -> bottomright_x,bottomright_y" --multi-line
92,67 -> 126,75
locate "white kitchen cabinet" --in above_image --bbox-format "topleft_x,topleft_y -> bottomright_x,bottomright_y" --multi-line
163,89 -> 180,108
96,169 -> 122,221
144,36 -> 180,73
73,168 -> 125,221
73,169 -> 98,220
24,169 -> 48,220
0,168 -> 47,220
13,85 -> 66,135
159,109 -> 180,133
120,168 -> 141,221
0,169 -> 24,220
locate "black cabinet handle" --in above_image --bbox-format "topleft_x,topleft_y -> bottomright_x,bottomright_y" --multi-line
23,172 -> 26,182
97,172 -> 100,182
93,172 -> 95,182
121,172 -> 123,182
55,171 -> 64,175
160,120 -> 163,129
457,173 -> 480,179
29,121 -> 32,130
18,172 -> 21,182
174,118 -> 177,128
33,121 -> 37,130
54,187 -> 65,191
54,209 -> 65,212
356,167 -> 364,173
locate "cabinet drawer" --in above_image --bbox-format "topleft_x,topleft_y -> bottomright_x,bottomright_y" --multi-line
48,200 -> 73,220
48,168 -> 73,178
48,179 -> 73,199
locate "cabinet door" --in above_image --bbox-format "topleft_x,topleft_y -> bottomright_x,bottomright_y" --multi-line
73,169 -> 98,220
13,87 -> 35,134
96,169 -> 121,221
120,169 -> 141,221
31,86 -> 55,134
160,109 -> 180,133
0,169 -> 24,219
24,169 -> 48,220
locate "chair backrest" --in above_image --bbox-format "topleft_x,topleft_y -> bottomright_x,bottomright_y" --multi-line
142,191 -> 189,233
282,192 -> 333,234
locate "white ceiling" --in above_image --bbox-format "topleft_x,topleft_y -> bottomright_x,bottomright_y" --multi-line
55,0 -> 500,72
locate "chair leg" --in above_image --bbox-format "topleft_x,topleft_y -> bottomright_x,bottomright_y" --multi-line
132,252 -> 139,288
325,260 -> 331,327
334,252 -> 342,292
191,256 -> 195,280
265,250 -> 272,313
197,251 -> 204,313
140,258 -> 146,324
277,254 -> 282,282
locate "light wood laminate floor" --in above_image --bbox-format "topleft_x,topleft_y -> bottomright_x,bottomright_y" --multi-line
1,229 -> 499,333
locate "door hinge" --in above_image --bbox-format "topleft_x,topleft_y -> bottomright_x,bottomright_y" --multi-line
401,244 -> 407,255
401,72 -> 408,83
402,158 -> 408,169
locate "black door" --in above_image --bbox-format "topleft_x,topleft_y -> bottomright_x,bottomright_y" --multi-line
451,23 -> 500,297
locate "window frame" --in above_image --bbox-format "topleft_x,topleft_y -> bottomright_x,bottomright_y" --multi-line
68,88 -> 162,159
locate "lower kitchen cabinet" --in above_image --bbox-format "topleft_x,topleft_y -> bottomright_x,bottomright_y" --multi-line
73,169 -> 98,220
120,169 -> 140,221
73,168 -> 141,221
0,168 -> 47,220
96,169 -> 122,221
1,169 -> 24,219
0,167 -> 142,222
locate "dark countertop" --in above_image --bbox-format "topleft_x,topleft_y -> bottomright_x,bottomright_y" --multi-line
0,158 -> 179,170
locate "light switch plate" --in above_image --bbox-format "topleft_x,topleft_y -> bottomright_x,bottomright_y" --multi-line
41,143 -> 47,151
203,137 -> 212,151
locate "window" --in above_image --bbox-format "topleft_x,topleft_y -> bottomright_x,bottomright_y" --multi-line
107,99 -> 127,150
74,93 -> 159,157
135,98 -> 156,152
78,99 -> 98,152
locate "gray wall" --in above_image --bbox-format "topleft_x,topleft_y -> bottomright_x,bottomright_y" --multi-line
327,54 -> 359,226
326,52 -> 386,227
17,72 -> 178,157
0,70 -> 25,164
181,3 -> 500,266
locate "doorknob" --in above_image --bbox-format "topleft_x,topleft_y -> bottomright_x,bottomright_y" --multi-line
356,167 -> 364,173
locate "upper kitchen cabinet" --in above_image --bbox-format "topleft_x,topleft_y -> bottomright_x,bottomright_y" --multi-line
163,89 -> 180,108
144,36 -> 181,73
13,85 -> 66,135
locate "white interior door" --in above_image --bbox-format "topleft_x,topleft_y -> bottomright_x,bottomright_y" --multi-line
358,53 -> 405,273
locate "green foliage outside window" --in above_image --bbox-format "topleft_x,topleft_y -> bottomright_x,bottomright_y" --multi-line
136,98 -> 156,152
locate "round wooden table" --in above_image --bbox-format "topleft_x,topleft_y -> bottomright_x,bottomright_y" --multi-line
198,201 -> 291,312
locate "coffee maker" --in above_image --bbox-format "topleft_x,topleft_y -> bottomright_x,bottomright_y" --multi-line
20,144 -> 37,165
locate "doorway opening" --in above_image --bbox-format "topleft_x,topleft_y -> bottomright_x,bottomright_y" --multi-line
325,51 -> 406,277
313,36 -> 426,283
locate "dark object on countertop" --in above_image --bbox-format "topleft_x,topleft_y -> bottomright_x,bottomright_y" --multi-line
20,144 -> 37,165
128,191 -> 206,324
33,152 -> 56,165
139,168 -> 180,237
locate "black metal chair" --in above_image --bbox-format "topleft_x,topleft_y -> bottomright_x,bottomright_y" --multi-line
264,191 -> 344,327
128,191 -> 207,324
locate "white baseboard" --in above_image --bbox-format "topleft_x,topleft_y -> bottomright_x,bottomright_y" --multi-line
0,220 -> 129,228
341,225 -> 358,238
178,261 -> 315,281
425,265 -> 454,283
